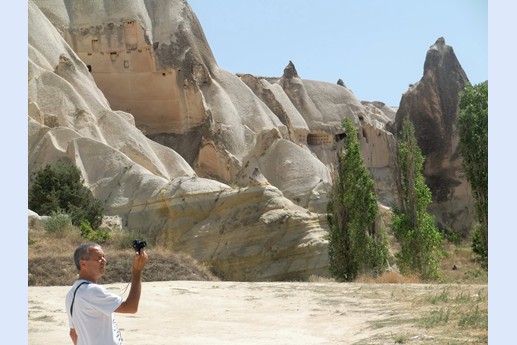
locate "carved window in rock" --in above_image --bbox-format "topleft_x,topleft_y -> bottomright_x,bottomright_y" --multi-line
307,133 -> 333,145
92,39 -> 100,52
124,20 -> 138,50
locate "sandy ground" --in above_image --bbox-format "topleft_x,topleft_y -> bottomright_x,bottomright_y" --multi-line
28,281 -> 486,345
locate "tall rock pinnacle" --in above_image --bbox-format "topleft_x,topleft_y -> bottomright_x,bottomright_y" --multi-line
391,37 -> 473,234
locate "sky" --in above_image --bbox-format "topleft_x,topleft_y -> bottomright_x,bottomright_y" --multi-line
188,0 -> 487,107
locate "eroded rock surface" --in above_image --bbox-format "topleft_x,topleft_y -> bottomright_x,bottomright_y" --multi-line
391,37 -> 474,233
28,1 -> 473,280
29,0 -> 336,280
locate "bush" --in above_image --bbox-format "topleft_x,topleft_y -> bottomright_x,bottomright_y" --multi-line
392,211 -> 442,280
441,229 -> 462,246
44,210 -> 72,234
80,220 -> 111,243
471,225 -> 488,269
29,159 -> 104,229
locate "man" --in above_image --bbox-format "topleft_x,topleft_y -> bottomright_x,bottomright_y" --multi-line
65,242 -> 148,345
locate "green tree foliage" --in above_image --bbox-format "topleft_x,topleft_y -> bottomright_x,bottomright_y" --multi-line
79,220 -> 111,243
29,159 -> 104,229
327,118 -> 389,281
393,119 -> 443,280
458,81 -> 488,269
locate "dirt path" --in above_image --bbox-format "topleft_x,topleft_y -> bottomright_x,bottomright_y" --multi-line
28,281 -> 487,344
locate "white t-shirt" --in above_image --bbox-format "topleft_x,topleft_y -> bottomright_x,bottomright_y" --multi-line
65,280 -> 124,345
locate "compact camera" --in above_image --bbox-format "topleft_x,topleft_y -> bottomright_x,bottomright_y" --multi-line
132,239 -> 147,254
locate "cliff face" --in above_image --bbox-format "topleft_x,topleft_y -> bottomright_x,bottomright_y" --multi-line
28,0 -> 473,280
29,0 -> 335,281
392,37 -> 474,234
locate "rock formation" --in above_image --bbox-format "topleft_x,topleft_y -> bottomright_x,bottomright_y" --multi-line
29,0 -> 340,280
28,0 -> 474,280
390,37 -> 474,234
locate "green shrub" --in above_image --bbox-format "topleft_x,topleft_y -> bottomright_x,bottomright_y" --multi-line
471,225 -> 488,269
440,228 -> 463,245
28,159 -> 104,229
43,210 -> 72,234
79,220 -> 111,243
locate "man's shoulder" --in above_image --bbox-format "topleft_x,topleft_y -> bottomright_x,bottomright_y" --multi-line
69,279 -> 93,289
79,281 -> 119,299
67,280 -> 96,296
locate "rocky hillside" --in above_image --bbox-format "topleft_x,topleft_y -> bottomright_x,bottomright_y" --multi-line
28,0 -> 474,280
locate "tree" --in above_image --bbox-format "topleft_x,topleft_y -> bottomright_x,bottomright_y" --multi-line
29,159 -> 104,229
393,118 -> 443,280
327,118 -> 389,281
458,81 -> 488,269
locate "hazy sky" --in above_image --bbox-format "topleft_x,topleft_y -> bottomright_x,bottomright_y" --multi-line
188,0 -> 487,107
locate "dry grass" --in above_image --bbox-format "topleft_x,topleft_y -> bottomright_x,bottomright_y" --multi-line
338,238 -> 488,343
353,241 -> 487,286
369,284 -> 488,344
349,240 -> 488,344
438,241 -> 488,284
29,216 -> 487,287
28,226 -> 219,286
355,271 -> 421,284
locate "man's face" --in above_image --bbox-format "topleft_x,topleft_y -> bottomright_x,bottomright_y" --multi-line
82,246 -> 107,279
